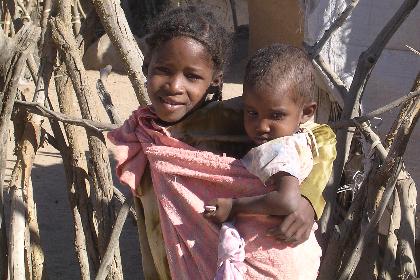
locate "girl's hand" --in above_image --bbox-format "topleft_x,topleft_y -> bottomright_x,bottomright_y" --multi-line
203,198 -> 233,223
266,196 -> 315,246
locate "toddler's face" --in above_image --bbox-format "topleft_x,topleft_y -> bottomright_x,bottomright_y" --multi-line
146,37 -> 216,124
243,85 -> 304,145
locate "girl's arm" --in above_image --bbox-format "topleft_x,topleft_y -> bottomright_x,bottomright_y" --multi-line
204,172 -> 301,223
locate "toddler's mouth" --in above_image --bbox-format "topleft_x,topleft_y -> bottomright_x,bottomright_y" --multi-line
254,136 -> 270,145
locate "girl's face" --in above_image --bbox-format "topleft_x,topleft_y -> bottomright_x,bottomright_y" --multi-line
147,37 -> 219,124
243,85 -> 315,145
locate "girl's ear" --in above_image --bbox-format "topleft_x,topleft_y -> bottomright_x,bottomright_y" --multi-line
206,71 -> 224,101
211,71 -> 223,87
142,54 -> 151,77
300,102 -> 317,124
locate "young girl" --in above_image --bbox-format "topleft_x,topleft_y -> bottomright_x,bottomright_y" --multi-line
108,5 -> 336,280
205,44 -> 325,279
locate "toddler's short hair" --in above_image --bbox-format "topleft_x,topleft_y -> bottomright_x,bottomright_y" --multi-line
244,44 -> 316,105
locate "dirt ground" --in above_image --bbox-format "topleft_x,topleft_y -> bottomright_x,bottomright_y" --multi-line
3,33 -> 419,279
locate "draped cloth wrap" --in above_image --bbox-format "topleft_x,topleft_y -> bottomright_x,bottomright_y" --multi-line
107,97 -> 337,280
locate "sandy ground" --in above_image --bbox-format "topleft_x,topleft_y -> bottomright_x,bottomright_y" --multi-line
3,33 -> 419,279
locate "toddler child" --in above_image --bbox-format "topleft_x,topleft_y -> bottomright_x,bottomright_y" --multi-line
205,44 -> 323,279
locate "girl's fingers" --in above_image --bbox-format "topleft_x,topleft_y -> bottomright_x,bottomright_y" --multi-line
267,215 -> 298,238
290,228 -> 311,247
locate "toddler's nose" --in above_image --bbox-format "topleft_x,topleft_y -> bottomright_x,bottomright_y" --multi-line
256,119 -> 270,133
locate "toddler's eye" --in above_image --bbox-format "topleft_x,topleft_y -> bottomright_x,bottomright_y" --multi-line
271,112 -> 285,120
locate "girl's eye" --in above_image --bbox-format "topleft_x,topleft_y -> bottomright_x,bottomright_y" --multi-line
185,73 -> 202,81
155,66 -> 170,74
246,110 -> 258,118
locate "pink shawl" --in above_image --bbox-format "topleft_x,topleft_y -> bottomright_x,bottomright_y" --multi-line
108,107 -> 321,280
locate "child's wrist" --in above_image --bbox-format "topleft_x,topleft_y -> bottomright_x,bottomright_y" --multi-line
229,198 -> 239,219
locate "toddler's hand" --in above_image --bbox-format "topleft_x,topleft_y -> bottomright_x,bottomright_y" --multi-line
203,198 -> 233,223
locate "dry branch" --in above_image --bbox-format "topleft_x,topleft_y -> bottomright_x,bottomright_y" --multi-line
72,0 -> 81,35
325,0 -> 419,238
306,0 -> 360,58
0,23 -> 40,280
332,88 -> 420,129
113,187 -> 137,221
12,89 -> 47,280
50,15 -> 123,279
395,173 -> 417,278
337,91 -> 419,279
338,159 -> 403,280
334,0 -> 419,187
96,65 -> 121,124
52,60 -> 96,279
91,0 -> 149,106
14,100 -> 118,132
41,0 -> 99,267
96,195 -> 133,280
313,56 -> 347,103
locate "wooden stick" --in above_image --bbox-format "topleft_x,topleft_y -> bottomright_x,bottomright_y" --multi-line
40,0 -> 52,46
313,56 -> 348,101
95,195 -> 133,280
385,73 -> 419,148
337,158 -> 403,280
338,90 -> 419,279
229,0 -> 238,32
71,0 -> 81,35
332,89 -> 420,128
113,187 -> 137,221
76,0 -> 86,19
0,23 -> 40,280
378,189 -> 399,280
16,0 -> 31,22
14,100 -> 118,132
395,173 -> 417,278
51,15 -> 123,279
91,0 -> 149,106
0,121 -> 8,280
96,65 -> 121,124
52,61 -> 96,280
6,52 -> 48,280
329,0 -> 419,235
306,0 -> 360,58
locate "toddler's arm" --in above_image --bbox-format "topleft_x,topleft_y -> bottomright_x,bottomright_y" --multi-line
204,171 -> 301,223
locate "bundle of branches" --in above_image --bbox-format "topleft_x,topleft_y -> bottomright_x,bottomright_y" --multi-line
303,0 -> 419,278
0,0 -> 419,279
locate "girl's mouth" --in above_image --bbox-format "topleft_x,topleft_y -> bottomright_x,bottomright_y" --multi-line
160,97 -> 184,110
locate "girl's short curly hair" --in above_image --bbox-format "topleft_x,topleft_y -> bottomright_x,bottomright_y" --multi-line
145,5 -> 231,73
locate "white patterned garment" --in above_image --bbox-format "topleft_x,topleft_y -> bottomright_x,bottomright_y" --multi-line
241,132 -> 316,184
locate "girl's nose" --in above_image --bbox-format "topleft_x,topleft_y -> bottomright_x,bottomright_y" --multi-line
167,74 -> 185,95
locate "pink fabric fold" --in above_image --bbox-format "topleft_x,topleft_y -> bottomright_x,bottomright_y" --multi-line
215,223 -> 246,280
108,107 -> 322,280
